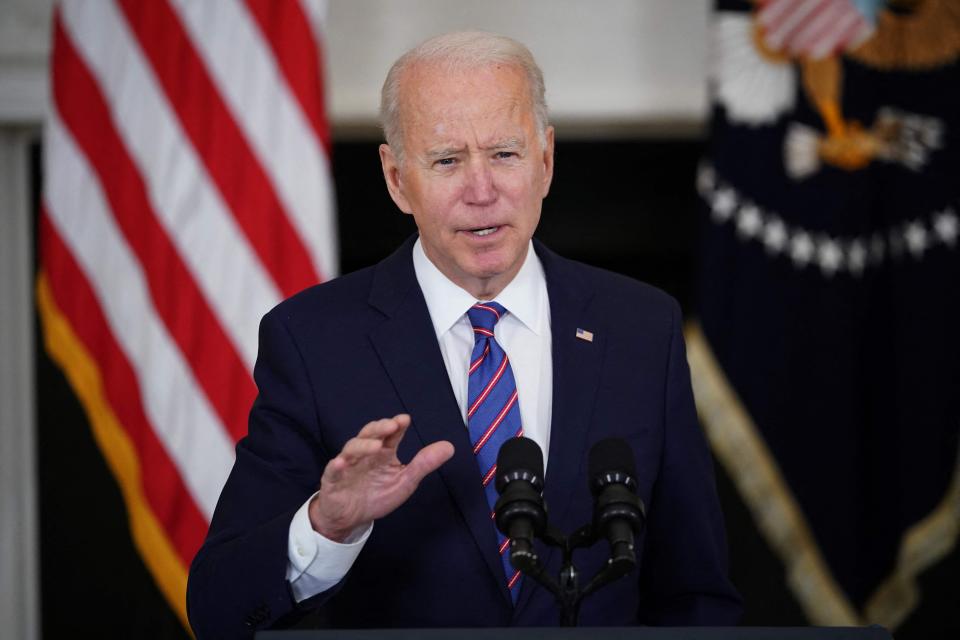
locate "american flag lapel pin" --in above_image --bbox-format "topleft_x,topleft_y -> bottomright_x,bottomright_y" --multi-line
575,327 -> 594,342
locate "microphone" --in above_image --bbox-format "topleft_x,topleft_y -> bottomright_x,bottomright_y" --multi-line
588,438 -> 646,573
494,437 -> 547,573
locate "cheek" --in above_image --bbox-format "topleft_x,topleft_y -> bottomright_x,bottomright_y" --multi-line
415,185 -> 465,229
501,175 -> 543,213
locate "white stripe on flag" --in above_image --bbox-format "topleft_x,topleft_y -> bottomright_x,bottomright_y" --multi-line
45,109 -> 235,519
808,9 -> 860,60
168,0 -> 338,281
764,0 -> 827,52
60,0 -> 281,373
789,1 -> 847,55
300,0 -> 330,33
757,0 -> 797,27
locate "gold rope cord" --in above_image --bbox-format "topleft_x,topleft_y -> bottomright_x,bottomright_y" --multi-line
685,321 -> 960,629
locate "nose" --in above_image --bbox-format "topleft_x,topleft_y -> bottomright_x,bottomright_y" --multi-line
462,158 -> 497,206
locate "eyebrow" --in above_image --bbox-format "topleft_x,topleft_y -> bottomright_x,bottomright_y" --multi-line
423,137 -> 526,161
484,137 -> 524,150
424,146 -> 465,161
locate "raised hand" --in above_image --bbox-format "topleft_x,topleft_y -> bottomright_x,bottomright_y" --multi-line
308,414 -> 455,542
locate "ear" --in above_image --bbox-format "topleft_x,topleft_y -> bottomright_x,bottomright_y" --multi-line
379,144 -> 413,214
540,126 -> 555,198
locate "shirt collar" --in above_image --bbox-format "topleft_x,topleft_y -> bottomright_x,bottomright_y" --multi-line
412,237 -> 547,337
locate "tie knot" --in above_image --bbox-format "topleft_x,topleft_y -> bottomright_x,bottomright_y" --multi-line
467,302 -> 507,333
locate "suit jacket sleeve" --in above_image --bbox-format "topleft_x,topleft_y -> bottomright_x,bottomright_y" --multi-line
187,308 -> 339,638
637,300 -> 742,624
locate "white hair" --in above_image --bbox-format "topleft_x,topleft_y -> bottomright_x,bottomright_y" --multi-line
380,31 -> 549,163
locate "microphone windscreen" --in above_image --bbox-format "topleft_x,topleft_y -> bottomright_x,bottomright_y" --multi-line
588,438 -> 636,492
497,437 -> 544,479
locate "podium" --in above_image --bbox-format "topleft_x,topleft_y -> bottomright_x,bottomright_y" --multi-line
257,627 -> 893,640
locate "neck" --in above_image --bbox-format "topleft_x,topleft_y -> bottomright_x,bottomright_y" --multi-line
424,245 -> 528,302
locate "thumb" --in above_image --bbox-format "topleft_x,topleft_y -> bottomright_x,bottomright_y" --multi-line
403,440 -> 455,486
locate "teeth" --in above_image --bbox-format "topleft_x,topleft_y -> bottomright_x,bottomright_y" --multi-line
472,227 -> 497,237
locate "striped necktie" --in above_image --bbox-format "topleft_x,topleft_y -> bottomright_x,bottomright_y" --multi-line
466,301 -> 523,603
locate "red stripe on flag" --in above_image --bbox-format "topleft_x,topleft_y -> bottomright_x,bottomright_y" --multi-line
790,3 -> 842,53
776,0 -> 832,52
243,0 -> 332,154
41,211 -> 208,564
52,14 -> 254,442
116,0 -> 323,295
828,14 -> 867,57
761,0 -> 825,51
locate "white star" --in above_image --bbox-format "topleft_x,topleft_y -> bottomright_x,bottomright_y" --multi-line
847,239 -> 867,277
817,236 -> 844,277
904,221 -> 928,258
697,164 -> 716,195
736,204 -> 763,239
934,208 -> 958,247
711,188 -> 738,222
790,231 -> 815,267
763,217 -> 788,255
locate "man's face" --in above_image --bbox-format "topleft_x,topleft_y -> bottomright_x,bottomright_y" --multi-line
379,62 -> 554,300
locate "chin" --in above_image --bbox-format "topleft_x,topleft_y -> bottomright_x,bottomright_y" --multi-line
467,257 -> 519,283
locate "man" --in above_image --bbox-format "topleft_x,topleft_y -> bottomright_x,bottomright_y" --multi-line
187,31 -> 741,637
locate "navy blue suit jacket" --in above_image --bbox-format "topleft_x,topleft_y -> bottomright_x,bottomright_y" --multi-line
187,237 -> 741,638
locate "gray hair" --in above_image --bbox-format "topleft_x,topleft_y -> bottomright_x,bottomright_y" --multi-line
380,31 -> 549,163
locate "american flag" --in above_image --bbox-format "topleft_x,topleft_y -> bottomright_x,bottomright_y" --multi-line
757,0 -> 876,60
37,0 -> 336,629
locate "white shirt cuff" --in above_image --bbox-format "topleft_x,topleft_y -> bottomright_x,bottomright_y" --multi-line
286,492 -> 373,602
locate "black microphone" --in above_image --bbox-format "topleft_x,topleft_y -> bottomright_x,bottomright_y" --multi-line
588,438 -> 646,573
494,437 -> 547,573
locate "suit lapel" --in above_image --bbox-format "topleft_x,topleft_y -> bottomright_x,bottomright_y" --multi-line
366,237 -> 512,606
515,240 -> 606,615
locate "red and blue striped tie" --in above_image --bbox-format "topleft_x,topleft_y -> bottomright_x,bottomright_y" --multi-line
466,301 -> 523,603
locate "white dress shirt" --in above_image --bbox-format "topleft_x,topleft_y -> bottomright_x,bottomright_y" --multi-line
285,238 -> 552,602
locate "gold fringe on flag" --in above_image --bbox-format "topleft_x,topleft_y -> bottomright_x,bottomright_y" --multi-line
36,272 -> 193,635
685,321 -> 960,630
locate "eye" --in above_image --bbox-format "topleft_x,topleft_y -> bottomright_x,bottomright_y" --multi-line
434,157 -> 456,167
495,151 -> 517,160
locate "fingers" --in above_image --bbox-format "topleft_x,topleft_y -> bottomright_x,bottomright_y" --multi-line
321,454 -> 350,484
356,414 -> 406,439
382,413 -> 411,449
322,414 -> 412,483
403,440 -> 455,486
340,437 -> 383,464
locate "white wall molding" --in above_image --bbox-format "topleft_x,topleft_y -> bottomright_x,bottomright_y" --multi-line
0,126 -> 40,640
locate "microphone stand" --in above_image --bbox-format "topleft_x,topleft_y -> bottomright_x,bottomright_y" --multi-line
512,523 -> 636,627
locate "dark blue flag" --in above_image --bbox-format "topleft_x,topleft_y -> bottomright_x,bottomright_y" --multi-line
692,0 -> 960,630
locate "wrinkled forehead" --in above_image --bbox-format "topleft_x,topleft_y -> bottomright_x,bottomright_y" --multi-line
397,61 -> 535,129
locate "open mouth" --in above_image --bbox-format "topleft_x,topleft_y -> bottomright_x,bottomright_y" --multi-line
469,226 -> 500,237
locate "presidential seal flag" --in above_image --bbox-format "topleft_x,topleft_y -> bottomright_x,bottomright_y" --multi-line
690,0 -> 960,632
36,0 -> 336,631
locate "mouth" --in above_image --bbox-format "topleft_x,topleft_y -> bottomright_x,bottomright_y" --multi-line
467,226 -> 501,237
